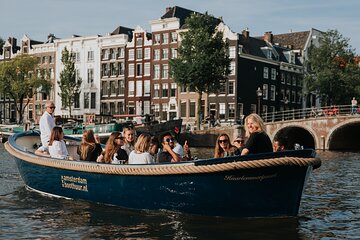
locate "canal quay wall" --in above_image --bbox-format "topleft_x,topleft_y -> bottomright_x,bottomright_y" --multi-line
179,125 -> 243,147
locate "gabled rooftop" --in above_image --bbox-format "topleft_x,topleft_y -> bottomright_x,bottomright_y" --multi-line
161,6 -> 199,27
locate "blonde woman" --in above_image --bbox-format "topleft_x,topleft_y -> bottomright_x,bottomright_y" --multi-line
214,133 -> 237,158
121,126 -> 136,155
99,132 -> 128,164
128,134 -> 154,164
77,130 -> 102,162
241,113 -> 272,155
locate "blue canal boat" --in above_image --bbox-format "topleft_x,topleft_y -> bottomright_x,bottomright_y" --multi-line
5,130 -> 321,218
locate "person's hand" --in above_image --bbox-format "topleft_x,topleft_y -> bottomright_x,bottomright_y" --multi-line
96,154 -> 104,163
162,142 -> 172,152
183,140 -> 190,154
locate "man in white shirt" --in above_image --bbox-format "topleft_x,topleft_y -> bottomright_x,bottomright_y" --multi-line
39,101 -> 56,147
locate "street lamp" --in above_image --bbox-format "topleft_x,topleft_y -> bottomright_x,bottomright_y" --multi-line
256,87 -> 263,115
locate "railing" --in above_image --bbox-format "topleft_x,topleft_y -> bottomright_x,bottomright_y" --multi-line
261,105 -> 358,123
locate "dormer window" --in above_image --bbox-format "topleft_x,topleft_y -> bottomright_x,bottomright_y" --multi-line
261,47 -> 272,59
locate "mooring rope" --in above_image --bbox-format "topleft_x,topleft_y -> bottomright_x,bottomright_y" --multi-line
5,142 -> 321,176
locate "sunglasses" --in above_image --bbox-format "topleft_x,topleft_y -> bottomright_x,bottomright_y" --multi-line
234,140 -> 244,143
115,137 -> 124,140
48,106 -> 55,109
165,138 -> 174,143
218,139 -> 228,144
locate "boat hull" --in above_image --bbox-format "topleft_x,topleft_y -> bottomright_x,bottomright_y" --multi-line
14,156 -> 311,217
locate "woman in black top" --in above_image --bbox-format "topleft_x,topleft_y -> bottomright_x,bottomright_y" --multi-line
241,113 -> 272,155
77,130 -> 103,161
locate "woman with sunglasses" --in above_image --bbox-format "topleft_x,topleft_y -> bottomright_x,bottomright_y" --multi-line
214,133 -> 237,158
97,132 -> 128,164
241,113 -> 272,155
77,129 -> 102,162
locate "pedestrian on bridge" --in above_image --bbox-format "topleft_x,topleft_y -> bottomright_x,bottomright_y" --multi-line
351,97 -> 358,114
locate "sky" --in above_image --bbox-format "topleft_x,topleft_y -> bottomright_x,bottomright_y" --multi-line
1,0 -> 360,54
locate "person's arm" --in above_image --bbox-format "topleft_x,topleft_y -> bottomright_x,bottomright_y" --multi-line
183,140 -> 191,160
241,148 -> 249,156
163,143 -> 182,162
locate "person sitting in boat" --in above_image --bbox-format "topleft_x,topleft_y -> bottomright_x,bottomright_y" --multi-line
158,132 -> 191,163
214,133 -> 237,158
121,126 -> 136,156
77,129 -> 103,162
39,101 -> 56,147
128,134 -> 154,164
273,137 -> 285,152
233,136 -> 245,155
48,126 -> 73,160
149,136 -> 160,162
97,132 -> 128,164
241,113 -> 272,155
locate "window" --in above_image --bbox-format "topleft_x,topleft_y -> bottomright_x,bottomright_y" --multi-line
118,101 -> 125,114
128,102 -> 135,114
190,102 -> 196,117
251,104 -> 257,113
219,81 -> 226,94
91,93 -> 96,109
219,103 -> 226,119
110,63 -> 116,76
144,48 -> 150,59
162,33 -> 169,44
280,89 -> 285,101
102,64 -> 108,77
154,104 -> 160,117
162,104 -> 168,120
87,51 -> 94,61
171,48 -> 177,59
228,81 -> 235,95
171,32 -> 177,42
270,85 -> 276,101
116,48 -> 124,58
281,73 -> 285,84
153,65 -> 160,79
154,49 -> 160,60
87,68 -> 94,83
128,64 -> 134,77
109,49 -> 115,59
154,34 -> 160,44
181,101 -> 186,117
102,81 -> 108,96
262,105 -> 268,115
263,67 -> 269,79
84,92 -> 89,108
297,92 -> 302,103
144,101 -> 151,115
128,49 -> 134,60
118,62 -> 125,75
75,52 -> 80,62
292,75 -> 296,86
230,61 -> 236,75
136,81 -> 142,96
263,84 -> 268,100
128,81 -> 134,96
271,69 -> 276,80
170,83 -> 177,97
136,49 -> 142,60
292,90 -> 296,103
136,37 -> 142,46
229,46 -> 236,58
161,64 -> 168,79
49,55 -> 53,63
110,81 -> 116,95
144,63 -> 150,76
136,63 -> 142,76
74,93 -> 80,108
228,104 -> 235,118
287,74 -> 291,85
154,84 -> 160,97
162,83 -> 168,97
144,80 -> 150,96
162,49 -> 168,59
118,80 -> 125,95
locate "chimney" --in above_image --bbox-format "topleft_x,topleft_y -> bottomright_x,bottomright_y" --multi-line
242,28 -> 249,39
166,6 -> 172,13
264,31 -> 273,43
8,37 -> 17,46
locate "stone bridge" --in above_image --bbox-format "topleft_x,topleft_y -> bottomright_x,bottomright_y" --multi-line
265,115 -> 360,150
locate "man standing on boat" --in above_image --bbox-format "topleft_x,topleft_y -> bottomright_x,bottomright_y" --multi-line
39,101 -> 56,147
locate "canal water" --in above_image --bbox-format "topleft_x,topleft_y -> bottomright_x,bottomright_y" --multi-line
0,144 -> 359,239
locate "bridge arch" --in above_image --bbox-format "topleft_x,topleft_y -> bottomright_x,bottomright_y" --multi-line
271,125 -> 316,150
327,118 -> 360,150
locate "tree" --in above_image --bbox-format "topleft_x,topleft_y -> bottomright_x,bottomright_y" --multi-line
0,54 -> 52,123
58,47 -> 82,117
170,12 -> 231,129
0,37 -> 4,54
305,29 -> 360,105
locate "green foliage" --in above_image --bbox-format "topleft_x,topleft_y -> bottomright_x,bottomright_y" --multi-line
305,29 -> 360,105
58,47 -> 82,117
170,12 -> 231,127
0,54 -> 51,123
0,37 -> 4,54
